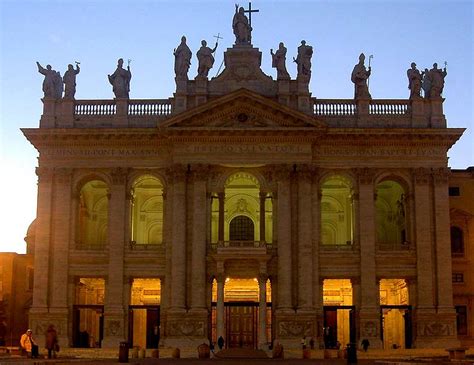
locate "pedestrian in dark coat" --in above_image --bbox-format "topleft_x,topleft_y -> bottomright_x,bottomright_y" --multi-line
45,325 -> 58,359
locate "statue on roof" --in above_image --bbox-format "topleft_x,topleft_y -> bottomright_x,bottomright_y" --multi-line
271,42 -> 290,80
174,36 -> 192,80
197,40 -> 218,78
63,62 -> 80,99
108,58 -> 132,99
351,53 -> 371,99
233,4 -> 251,45
407,62 -> 422,99
421,68 -> 431,98
36,62 -> 59,98
293,40 -> 313,82
428,62 -> 447,99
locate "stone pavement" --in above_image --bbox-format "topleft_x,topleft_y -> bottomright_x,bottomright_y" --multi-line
0,348 -> 473,365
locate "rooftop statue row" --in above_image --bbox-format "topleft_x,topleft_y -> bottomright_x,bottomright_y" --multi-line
36,62 -> 80,99
407,62 -> 447,100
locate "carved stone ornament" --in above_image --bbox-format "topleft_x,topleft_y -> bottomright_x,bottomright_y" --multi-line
413,167 -> 430,185
361,320 -> 378,337
190,164 -> 210,181
432,167 -> 450,186
273,165 -> 293,181
167,164 -> 187,183
296,165 -> 313,182
105,320 -> 122,336
110,167 -> 128,185
168,320 -> 205,337
418,321 -> 454,337
36,166 -> 53,183
278,321 -> 312,338
30,318 -> 66,336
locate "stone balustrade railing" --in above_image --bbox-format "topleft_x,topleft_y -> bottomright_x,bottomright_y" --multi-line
369,99 -> 409,115
312,99 -> 410,116
128,99 -> 173,116
75,100 -> 116,116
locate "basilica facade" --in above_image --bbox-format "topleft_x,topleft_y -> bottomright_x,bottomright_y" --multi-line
23,17 -> 466,352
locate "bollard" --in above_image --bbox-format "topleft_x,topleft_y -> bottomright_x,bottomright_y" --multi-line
119,341 -> 129,363
346,342 -> 357,364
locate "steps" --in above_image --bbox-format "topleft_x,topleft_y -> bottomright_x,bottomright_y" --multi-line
215,348 -> 269,359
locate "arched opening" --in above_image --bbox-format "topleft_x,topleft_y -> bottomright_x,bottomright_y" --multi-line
320,176 -> 354,246
73,278 -> 105,347
379,279 -> 412,349
77,180 -> 108,249
129,278 -> 161,349
211,172 -> 273,245
130,175 -> 164,246
375,180 -> 407,249
451,226 -> 464,255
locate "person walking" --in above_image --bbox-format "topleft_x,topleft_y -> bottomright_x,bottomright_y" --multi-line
45,325 -> 59,359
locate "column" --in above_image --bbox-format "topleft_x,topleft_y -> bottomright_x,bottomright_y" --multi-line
432,168 -> 455,311
103,167 -> 128,347
357,168 -> 381,347
259,192 -> 266,243
276,167 -> 292,311
218,192 -> 225,242
216,274 -> 225,341
297,167 -> 313,310
191,166 -> 208,310
169,165 -> 187,311
312,172 -> 323,342
31,167 -> 53,313
50,168 -> 72,331
258,274 -> 267,349
413,168 -> 435,310
351,277 -> 361,344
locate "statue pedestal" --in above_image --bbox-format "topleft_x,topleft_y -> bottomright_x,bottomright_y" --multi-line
195,77 -> 208,106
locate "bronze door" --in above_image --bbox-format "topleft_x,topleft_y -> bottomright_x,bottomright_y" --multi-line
227,305 -> 256,348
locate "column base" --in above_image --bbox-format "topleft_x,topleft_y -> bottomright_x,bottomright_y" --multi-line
359,309 -> 383,349
161,310 -> 208,351
274,310 -> 317,346
29,311 -> 69,347
414,311 -> 459,348
102,313 -> 126,348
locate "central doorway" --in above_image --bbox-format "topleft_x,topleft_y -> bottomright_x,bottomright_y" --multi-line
211,277 -> 272,349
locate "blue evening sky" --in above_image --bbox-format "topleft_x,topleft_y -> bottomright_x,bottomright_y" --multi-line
0,0 -> 472,253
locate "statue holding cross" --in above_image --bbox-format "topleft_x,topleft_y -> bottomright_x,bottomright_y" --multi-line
233,3 -> 258,45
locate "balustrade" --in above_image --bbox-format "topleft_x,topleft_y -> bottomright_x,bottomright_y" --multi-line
369,100 -> 409,115
128,99 -> 173,116
313,99 -> 357,116
74,100 -> 116,116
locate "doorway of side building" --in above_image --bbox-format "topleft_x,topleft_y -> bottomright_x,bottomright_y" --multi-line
323,279 -> 355,349
73,278 -> 105,347
379,279 -> 412,349
128,278 -> 161,349
211,277 -> 272,349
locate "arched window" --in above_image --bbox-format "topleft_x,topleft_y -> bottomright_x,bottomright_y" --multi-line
77,180 -> 108,249
451,226 -> 464,254
229,215 -> 254,241
375,180 -> 407,246
130,175 -> 164,245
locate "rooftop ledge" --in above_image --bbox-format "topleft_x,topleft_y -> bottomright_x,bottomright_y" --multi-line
38,95 -> 446,129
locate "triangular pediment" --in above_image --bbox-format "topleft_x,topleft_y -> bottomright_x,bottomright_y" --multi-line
160,89 -> 327,130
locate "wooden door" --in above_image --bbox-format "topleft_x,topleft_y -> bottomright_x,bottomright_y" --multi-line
227,306 -> 256,348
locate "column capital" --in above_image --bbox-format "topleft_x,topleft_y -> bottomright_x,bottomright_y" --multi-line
36,166 -> 53,183
350,277 -> 361,286
110,167 -> 128,185
296,165 -> 313,182
54,167 -> 73,184
413,167 -> 430,185
432,167 -> 450,186
190,164 -> 210,181
356,167 -> 376,185
273,164 -> 293,180
167,164 -> 187,183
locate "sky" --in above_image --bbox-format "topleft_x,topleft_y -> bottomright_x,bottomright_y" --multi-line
0,0 -> 473,254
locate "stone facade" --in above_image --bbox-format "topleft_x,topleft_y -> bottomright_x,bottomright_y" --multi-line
23,36 -> 465,352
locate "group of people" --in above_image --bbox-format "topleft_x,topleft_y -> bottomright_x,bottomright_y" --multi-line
36,62 -> 80,99
407,62 -> 447,99
20,325 -> 59,359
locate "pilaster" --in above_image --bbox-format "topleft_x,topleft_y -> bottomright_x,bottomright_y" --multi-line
356,168 -> 381,348
103,167 -> 128,347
